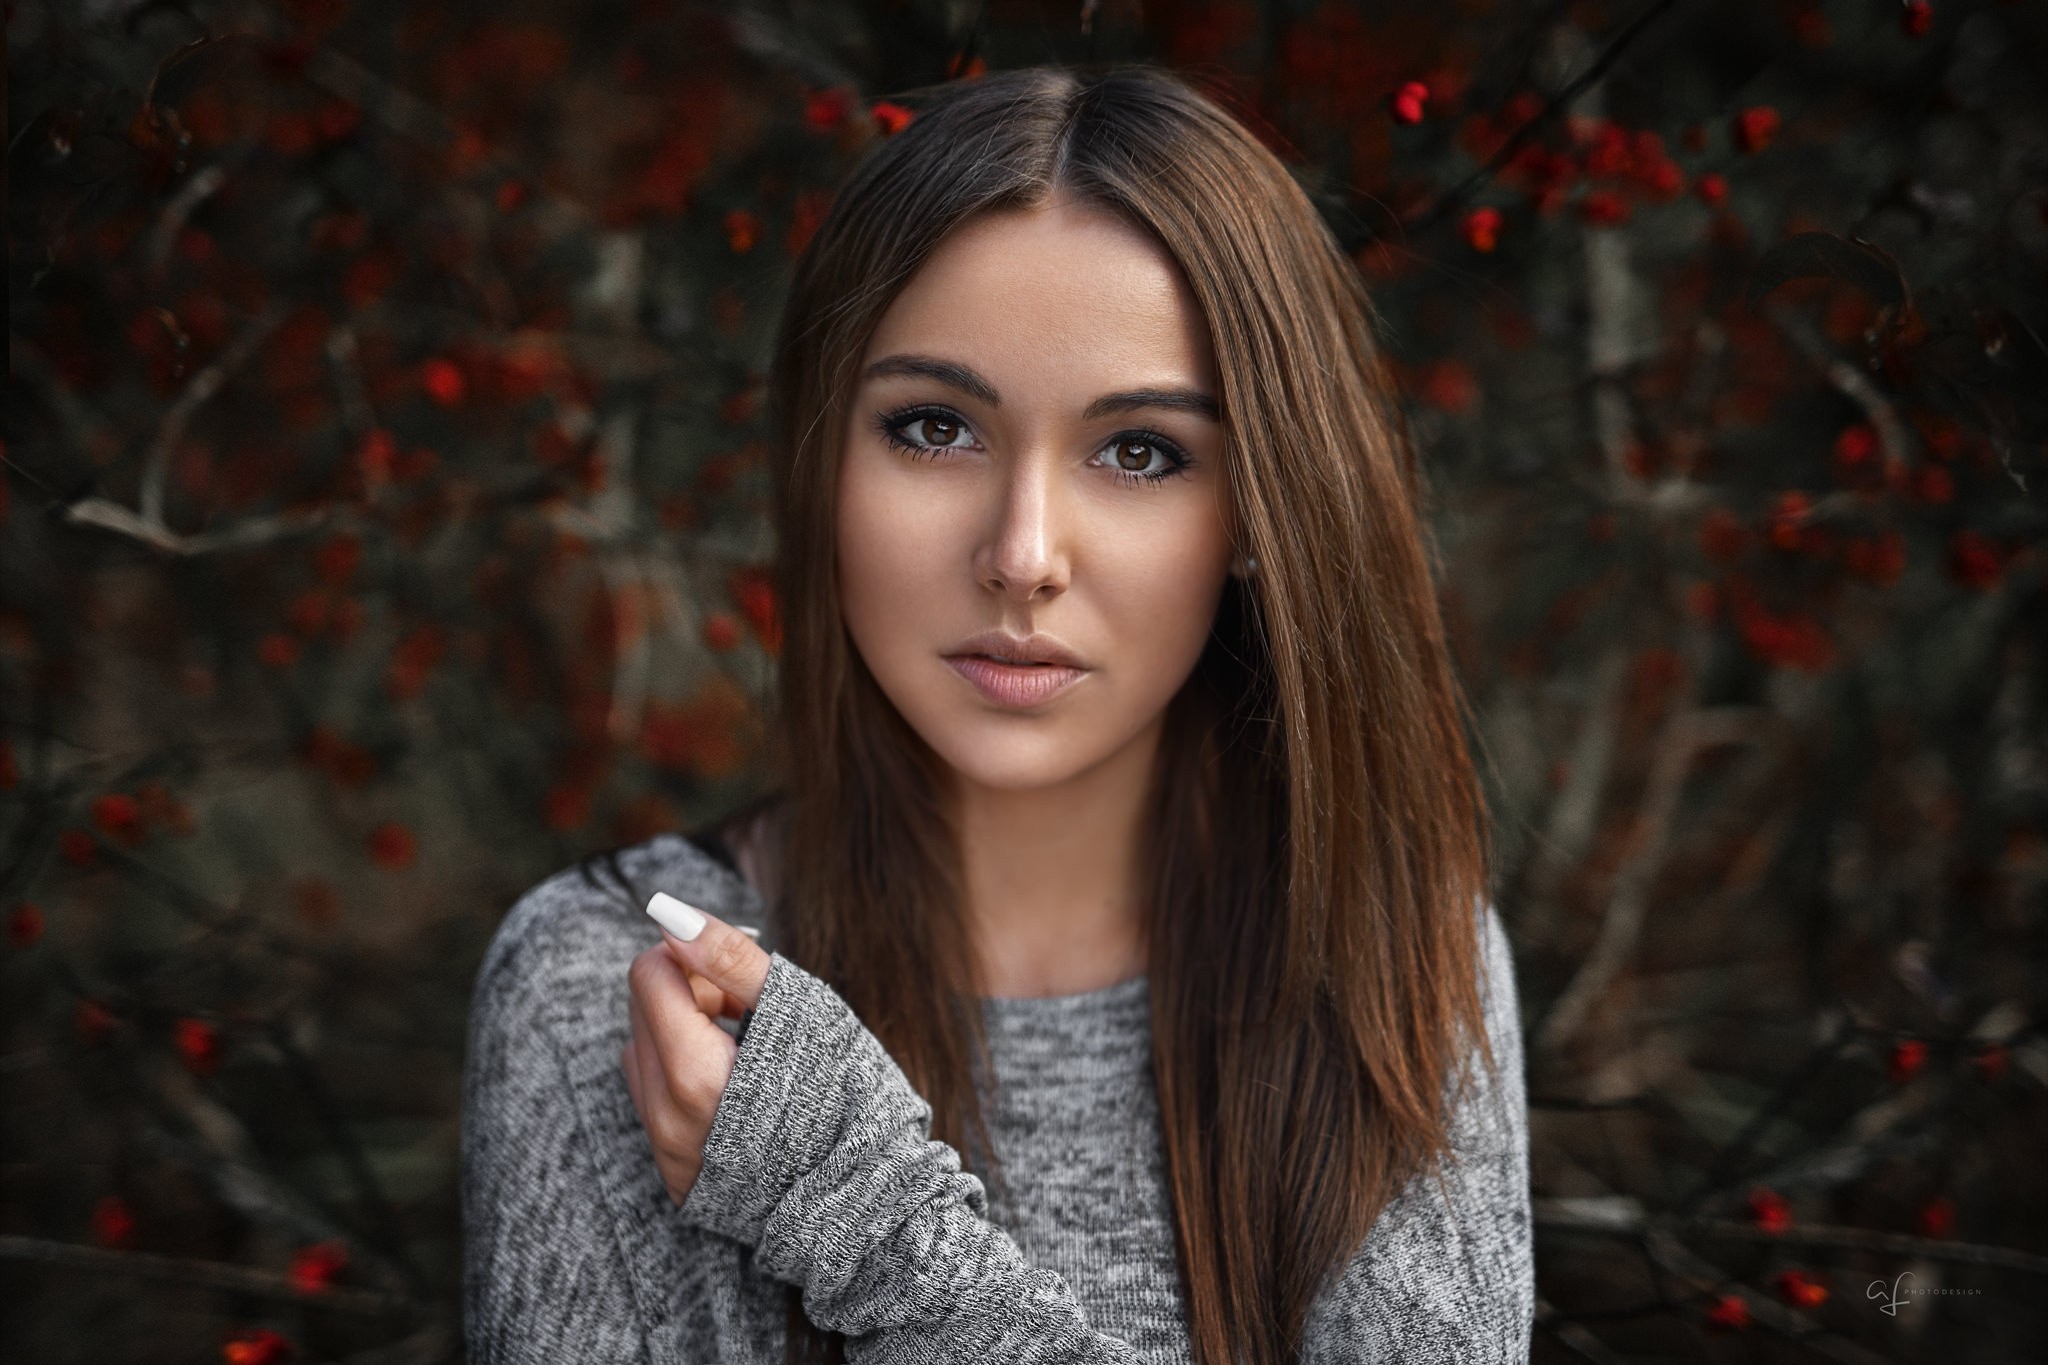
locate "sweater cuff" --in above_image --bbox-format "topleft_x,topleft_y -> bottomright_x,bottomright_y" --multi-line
677,951 -> 947,1248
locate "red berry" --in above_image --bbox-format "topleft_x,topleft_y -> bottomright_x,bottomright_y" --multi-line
702,612 -> 742,652
176,1018 -> 222,1076
1832,424 -> 1877,470
1390,80 -> 1429,124
1579,189 -> 1631,226
420,357 -> 466,406
288,1240 -> 349,1294
1461,206 -> 1503,253
1948,531 -> 2003,589
1913,463 -> 1955,503
59,828 -> 99,869
93,793 -> 145,846
1705,1293 -> 1750,1331
1747,1186 -> 1792,1234
1887,1038 -> 1929,1083
7,903 -> 45,948
77,999 -> 119,1045
871,101 -> 913,136
805,87 -> 853,132
722,209 -> 760,254
92,1195 -> 137,1248
366,822 -> 417,871
1734,106 -> 1781,154
1773,1268 -> 1828,1309
1766,490 -> 1812,552
222,1328 -> 295,1365
259,632 -> 301,668
1902,3 -> 1934,38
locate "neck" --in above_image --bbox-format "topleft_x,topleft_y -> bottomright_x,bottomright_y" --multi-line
949,720 -> 1159,999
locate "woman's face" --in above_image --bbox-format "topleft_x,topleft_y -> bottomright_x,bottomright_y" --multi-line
836,196 -> 1236,798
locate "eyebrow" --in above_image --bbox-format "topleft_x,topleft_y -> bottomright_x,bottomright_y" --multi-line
862,353 -> 1220,422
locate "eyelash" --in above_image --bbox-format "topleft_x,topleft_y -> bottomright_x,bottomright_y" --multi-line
872,405 -> 1196,486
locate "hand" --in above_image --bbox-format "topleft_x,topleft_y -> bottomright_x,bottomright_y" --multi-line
620,893 -> 774,1206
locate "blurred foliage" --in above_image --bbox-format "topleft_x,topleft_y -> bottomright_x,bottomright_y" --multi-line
4,0 -> 2046,1361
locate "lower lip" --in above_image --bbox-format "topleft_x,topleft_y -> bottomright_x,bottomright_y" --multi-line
944,655 -> 1089,708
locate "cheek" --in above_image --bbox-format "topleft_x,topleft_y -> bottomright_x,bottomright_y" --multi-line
835,448 -> 944,646
1093,522 -> 1231,682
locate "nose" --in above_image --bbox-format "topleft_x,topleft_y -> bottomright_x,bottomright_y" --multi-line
972,448 -> 1070,604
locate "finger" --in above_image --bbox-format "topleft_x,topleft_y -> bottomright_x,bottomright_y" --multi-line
683,964 -> 725,1018
628,944 -> 735,1103
625,999 -> 693,1205
621,1039 -> 647,1122
622,986 -> 679,1137
645,892 -> 771,1010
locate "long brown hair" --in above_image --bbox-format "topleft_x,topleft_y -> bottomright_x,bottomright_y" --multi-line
750,63 -> 1495,1365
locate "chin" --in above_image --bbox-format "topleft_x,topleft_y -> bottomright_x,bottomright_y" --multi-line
922,718 -> 1104,793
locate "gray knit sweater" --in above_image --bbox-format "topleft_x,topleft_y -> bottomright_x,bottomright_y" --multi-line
462,831 -> 1533,1364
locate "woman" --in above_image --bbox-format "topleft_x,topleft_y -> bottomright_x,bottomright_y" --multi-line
463,63 -> 1532,1365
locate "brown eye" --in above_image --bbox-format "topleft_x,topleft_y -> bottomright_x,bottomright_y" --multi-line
920,415 -> 962,446
1115,440 -> 1154,471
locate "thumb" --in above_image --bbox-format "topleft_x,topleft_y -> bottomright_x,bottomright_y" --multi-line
645,891 -> 771,1010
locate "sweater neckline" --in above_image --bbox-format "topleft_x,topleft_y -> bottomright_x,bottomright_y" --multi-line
977,970 -> 1150,1013
976,970 -> 1151,1051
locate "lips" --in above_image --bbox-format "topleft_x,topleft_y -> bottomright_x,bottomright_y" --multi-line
944,654 -> 1088,708
944,629 -> 1088,669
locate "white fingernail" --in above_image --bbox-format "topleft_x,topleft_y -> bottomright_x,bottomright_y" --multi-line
738,926 -> 760,938
646,892 -> 707,942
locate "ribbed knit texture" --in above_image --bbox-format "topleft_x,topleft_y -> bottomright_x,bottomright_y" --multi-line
462,832 -> 1533,1364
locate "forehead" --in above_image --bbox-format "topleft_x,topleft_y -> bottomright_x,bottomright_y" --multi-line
861,199 -> 1216,394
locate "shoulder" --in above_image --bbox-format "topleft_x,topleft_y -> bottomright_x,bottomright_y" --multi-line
1450,898 -> 1526,1157
469,830 -> 773,1043
1474,900 -> 1520,1056
1300,899 -> 1533,1361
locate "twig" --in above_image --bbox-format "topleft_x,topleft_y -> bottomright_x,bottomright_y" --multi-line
302,46 -> 459,149
0,1235 -> 409,1316
1516,645 -> 1631,947
10,334 -> 122,464
1535,697 -> 1709,1055
1539,1195 -> 2048,1276
62,497 -> 340,556
269,1026 -> 431,1298
1396,0 -> 1687,238
138,300 -> 289,529
1689,1217 -> 2048,1275
1766,303 -> 1917,472
144,162 -> 231,272
1676,1022 -> 1855,1217
1535,1297 -> 1635,1364
1536,1198 -> 1902,1362
1641,1228 -> 1894,1365
335,1325 -> 458,1365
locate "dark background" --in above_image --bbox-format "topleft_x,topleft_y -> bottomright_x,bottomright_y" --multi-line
5,1 -> 2046,1361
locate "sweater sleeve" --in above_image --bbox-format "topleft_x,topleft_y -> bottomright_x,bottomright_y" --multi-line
676,902 -> 1532,1365
461,919 -> 656,1365
677,949 -> 1140,1364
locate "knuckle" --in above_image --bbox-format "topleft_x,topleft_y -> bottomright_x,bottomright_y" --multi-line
627,948 -> 666,994
665,1053 -> 727,1114
703,930 -> 753,982
647,1109 -> 693,1154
